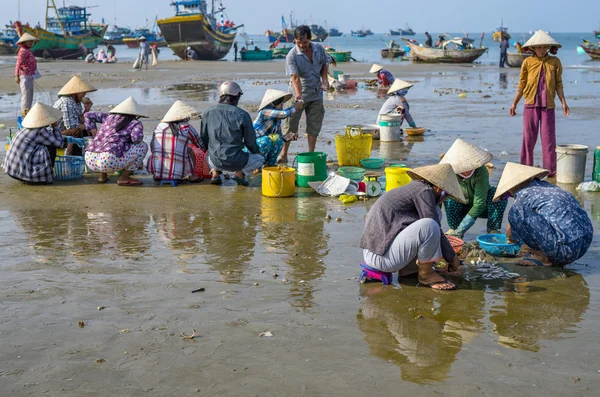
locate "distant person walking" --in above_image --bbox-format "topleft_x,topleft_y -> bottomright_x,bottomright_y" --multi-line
234,41 -> 238,62
14,33 -> 40,116
279,26 -> 329,161
138,36 -> 150,70
499,36 -> 510,67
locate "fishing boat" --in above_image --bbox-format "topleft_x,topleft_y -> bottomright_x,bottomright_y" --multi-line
13,1 -> 106,60
310,24 -> 328,42
272,46 -> 291,59
365,29 -> 374,36
240,49 -> 273,61
326,49 -> 352,62
381,47 -> 405,58
391,25 -> 415,36
103,25 -> 132,45
266,14 -> 294,43
157,0 -> 241,61
595,30 -> 600,40
351,30 -> 367,38
0,43 -> 16,55
389,29 -> 401,36
1,27 -> 19,47
329,27 -> 343,37
506,52 -> 530,67
493,20 -> 510,42
404,38 -> 487,63
123,23 -> 167,48
580,44 -> 600,60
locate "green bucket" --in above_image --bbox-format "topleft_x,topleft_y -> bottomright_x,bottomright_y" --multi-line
296,152 -> 328,187
332,70 -> 344,80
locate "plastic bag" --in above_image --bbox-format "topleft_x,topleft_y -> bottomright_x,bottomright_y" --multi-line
576,181 -> 600,192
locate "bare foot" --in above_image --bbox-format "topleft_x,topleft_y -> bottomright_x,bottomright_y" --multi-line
418,271 -> 456,290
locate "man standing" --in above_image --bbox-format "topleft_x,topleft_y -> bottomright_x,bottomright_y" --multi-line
233,41 -> 238,62
138,36 -> 150,70
499,36 -> 510,68
14,33 -> 39,116
200,81 -> 264,186
279,25 -> 329,161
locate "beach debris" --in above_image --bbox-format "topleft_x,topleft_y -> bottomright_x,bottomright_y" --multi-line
96,359 -> 106,364
577,181 -> 600,192
97,306 -> 106,311
571,377 -> 580,383
259,331 -> 273,338
78,321 -> 85,328
499,151 -> 509,156
120,329 -> 131,334
458,93 -> 467,98
260,269 -> 266,273
272,273 -> 279,279
325,214 -> 332,220
335,217 -> 342,222
299,280 -> 306,284
254,282 -> 259,286
191,288 -> 205,293
181,330 -> 197,340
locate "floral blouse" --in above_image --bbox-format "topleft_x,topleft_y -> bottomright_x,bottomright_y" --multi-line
85,112 -> 144,157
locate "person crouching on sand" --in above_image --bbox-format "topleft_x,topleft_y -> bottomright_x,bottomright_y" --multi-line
509,30 -> 569,177
360,163 -> 466,291
84,97 -> 148,186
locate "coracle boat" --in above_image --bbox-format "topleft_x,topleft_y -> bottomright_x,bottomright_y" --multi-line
272,46 -> 291,59
580,45 -> 600,60
240,49 -> 273,61
381,47 -> 405,58
404,38 -> 487,63
506,52 -> 530,67
326,49 -> 352,62
14,1 -> 106,59
157,0 -> 241,61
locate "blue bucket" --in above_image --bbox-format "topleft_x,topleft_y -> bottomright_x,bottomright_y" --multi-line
477,234 -> 521,257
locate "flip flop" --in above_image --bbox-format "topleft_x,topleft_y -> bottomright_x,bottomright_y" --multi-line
517,257 -> 543,266
117,179 -> 143,186
232,176 -> 249,186
210,177 -> 222,185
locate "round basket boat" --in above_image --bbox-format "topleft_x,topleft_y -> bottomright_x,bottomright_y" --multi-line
405,127 -> 426,136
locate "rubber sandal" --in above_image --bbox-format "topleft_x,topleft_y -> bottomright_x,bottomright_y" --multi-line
232,176 -> 249,186
117,179 -> 143,186
210,177 -> 222,185
517,257 -> 543,266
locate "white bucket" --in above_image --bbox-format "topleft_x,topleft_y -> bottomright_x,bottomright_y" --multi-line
377,114 -> 403,142
556,144 -> 588,184
338,74 -> 348,84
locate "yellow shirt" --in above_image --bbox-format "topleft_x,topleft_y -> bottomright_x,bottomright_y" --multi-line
518,55 -> 564,110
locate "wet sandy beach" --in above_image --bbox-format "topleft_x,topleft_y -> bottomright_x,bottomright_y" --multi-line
1,58 -> 600,395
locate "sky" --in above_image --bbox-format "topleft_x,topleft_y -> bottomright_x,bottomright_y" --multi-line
5,0 -> 600,34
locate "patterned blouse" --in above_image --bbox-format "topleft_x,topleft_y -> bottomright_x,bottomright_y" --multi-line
253,105 -> 296,140
3,126 -> 64,183
84,112 -> 144,157
15,46 -> 37,77
54,96 -> 83,130
376,70 -> 395,87
147,122 -> 201,180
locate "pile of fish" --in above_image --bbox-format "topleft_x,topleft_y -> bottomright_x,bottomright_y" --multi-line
464,258 -> 522,281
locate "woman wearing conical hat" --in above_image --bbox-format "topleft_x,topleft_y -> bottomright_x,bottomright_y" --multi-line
493,163 -> 592,266
147,100 -> 204,182
3,102 -> 82,184
53,75 -> 97,156
369,64 -> 394,88
509,30 -> 569,177
377,79 -> 417,128
252,89 -> 302,167
360,163 -> 467,290
84,97 -> 148,186
440,138 -> 508,238
14,33 -> 40,116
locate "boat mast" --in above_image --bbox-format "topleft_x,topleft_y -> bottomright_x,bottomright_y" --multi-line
47,0 -> 66,36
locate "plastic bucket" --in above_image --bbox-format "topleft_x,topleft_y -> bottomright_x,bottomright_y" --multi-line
333,70 -> 343,80
262,166 -> 296,197
378,114 -> 403,142
296,152 -> 327,187
385,167 -> 412,191
556,144 -> 588,184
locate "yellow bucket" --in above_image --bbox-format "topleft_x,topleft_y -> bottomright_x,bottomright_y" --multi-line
262,166 -> 296,197
385,167 -> 412,191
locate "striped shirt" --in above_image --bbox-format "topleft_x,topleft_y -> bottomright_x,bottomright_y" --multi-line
54,96 -> 83,130
147,122 -> 202,180
253,105 -> 296,139
3,127 -> 64,183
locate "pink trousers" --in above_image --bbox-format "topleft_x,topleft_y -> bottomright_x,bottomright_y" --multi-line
520,107 -> 556,175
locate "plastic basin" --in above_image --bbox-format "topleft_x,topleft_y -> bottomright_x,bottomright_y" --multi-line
360,158 -> 385,169
477,234 -> 522,257
338,166 -> 366,180
446,235 -> 465,254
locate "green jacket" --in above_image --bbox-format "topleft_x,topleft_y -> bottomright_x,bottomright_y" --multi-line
458,166 -> 490,218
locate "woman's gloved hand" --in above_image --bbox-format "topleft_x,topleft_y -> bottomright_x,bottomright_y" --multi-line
65,136 -> 85,147
451,215 -> 477,238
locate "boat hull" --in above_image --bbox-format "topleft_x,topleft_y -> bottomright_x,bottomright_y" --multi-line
389,30 -> 401,36
581,45 -> 600,60
381,48 -> 405,58
20,25 -> 107,59
241,50 -> 273,61
406,42 -> 487,63
0,43 -> 16,55
506,52 -> 530,67
123,38 -> 167,49
272,47 -> 291,59
327,51 -> 351,62
157,14 -> 236,61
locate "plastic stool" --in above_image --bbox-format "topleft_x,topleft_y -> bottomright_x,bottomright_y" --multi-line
159,179 -> 178,187
358,263 -> 392,285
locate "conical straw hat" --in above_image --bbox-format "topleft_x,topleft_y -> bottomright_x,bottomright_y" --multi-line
493,162 -> 549,201
110,97 -> 147,117
258,89 -> 292,111
16,33 -> 39,44
439,138 -> 493,174
161,100 -> 198,123
369,63 -> 383,73
387,79 -> 413,95
58,75 -> 97,96
138,36 -> 146,41
407,163 -> 467,204
22,102 -> 63,129
523,30 -> 561,50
